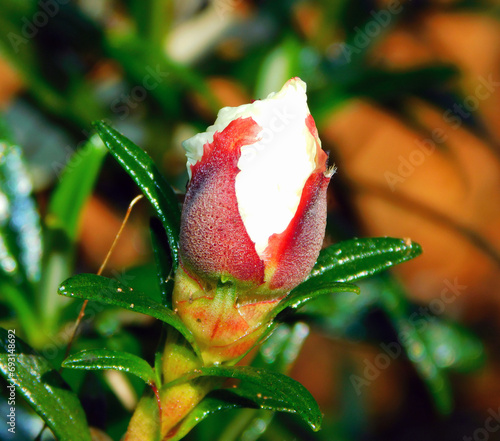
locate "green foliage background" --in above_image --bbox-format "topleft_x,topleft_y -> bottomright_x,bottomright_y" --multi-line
0,1 -> 498,440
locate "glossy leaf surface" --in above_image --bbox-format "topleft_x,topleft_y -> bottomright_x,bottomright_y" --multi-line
278,280 -> 360,315
165,365 -> 321,433
150,216 -> 174,309
0,328 -> 91,441
308,237 -> 422,283
92,121 -> 181,266
58,273 -> 200,357
63,349 -> 156,384
173,325 -> 314,440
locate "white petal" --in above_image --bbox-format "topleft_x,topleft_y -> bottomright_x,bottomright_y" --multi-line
235,78 -> 318,256
182,101 -> 257,178
182,78 -> 320,256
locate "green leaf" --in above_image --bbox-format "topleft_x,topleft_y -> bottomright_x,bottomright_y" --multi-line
92,121 -> 181,266
58,273 -> 200,358
308,237 -> 422,284
207,323 -> 313,441
0,134 -> 41,343
392,318 -> 453,414
165,365 -> 322,432
0,280 -> 40,346
194,325 -> 314,441
253,322 -> 310,374
255,36 -> 302,98
0,328 -> 91,441
279,280 -> 360,315
39,134 -> 107,335
62,349 -> 156,384
46,134 -> 107,243
0,117 -> 14,145
246,282 -> 358,370
300,279 -> 380,337
420,319 -> 485,374
167,393 -> 242,441
0,139 -> 42,284
150,216 -> 174,309
378,277 -> 453,414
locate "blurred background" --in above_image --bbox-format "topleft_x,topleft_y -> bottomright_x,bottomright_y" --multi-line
0,0 -> 499,440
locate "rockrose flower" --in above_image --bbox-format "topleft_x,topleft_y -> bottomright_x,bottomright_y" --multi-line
173,77 -> 334,364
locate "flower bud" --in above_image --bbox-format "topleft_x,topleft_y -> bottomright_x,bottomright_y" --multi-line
174,77 -> 333,363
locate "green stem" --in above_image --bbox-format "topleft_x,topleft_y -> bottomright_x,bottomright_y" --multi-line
160,328 -> 219,437
162,326 -> 201,383
125,327 -> 222,440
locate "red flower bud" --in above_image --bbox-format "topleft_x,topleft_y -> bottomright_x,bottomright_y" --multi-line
174,78 -> 333,363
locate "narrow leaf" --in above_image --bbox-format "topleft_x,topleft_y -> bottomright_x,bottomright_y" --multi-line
58,273 -> 200,358
0,280 -> 40,346
0,328 -> 91,441
207,323 -> 314,441
420,320 -> 484,373
251,283 -> 358,366
390,315 -> 453,414
0,135 -> 42,343
92,121 -> 181,266
378,277 -> 453,414
254,322 -> 310,374
167,394 -> 241,441
277,280 -> 360,316
301,279 -> 380,336
165,365 -> 322,432
0,139 -> 42,284
46,134 -> 107,243
150,216 -> 174,309
63,349 -> 156,384
308,237 -> 422,283
39,135 -> 107,334
255,36 -> 302,98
